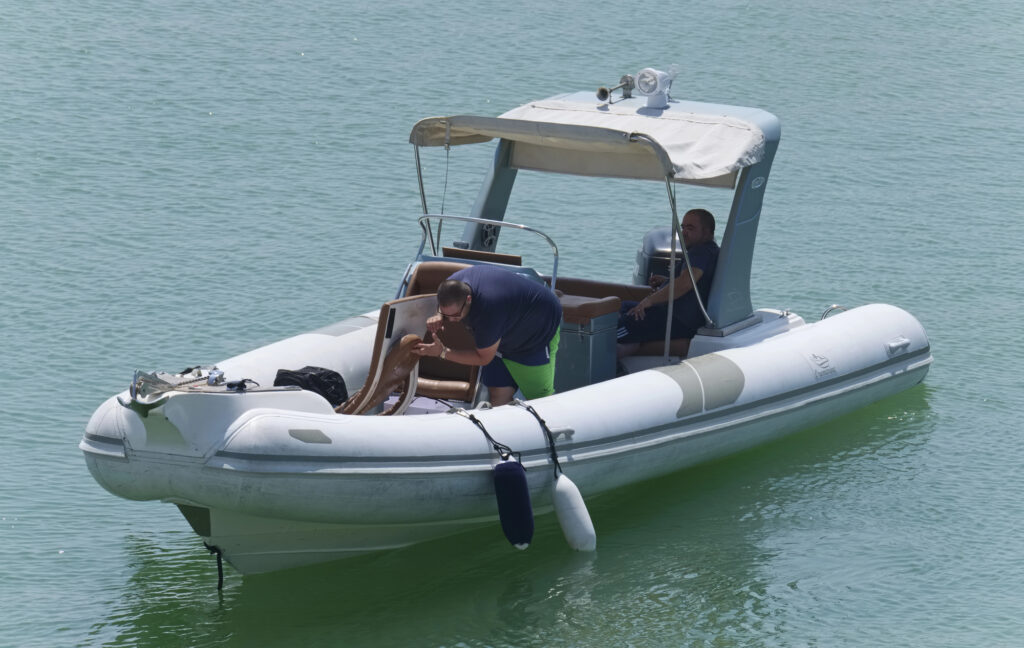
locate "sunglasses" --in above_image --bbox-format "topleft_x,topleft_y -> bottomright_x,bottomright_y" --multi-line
437,299 -> 468,321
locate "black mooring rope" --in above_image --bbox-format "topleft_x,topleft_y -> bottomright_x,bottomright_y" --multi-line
204,542 -> 224,590
458,410 -> 517,462
514,401 -> 562,479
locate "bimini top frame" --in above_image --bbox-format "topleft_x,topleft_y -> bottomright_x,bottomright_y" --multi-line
408,85 -> 782,331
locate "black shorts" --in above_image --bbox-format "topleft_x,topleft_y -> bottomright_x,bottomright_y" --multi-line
616,301 -> 695,344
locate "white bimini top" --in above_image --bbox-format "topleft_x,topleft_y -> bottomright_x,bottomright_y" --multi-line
410,91 -> 770,188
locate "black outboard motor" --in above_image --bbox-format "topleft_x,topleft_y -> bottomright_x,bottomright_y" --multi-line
632,226 -> 678,285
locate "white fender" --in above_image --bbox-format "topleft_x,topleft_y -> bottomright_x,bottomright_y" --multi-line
553,474 -> 596,551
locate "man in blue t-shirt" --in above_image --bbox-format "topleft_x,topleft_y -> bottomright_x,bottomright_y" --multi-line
414,265 -> 563,406
617,209 -> 719,358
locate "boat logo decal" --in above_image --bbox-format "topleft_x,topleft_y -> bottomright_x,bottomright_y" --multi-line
751,176 -> 765,190
809,353 -> 837,379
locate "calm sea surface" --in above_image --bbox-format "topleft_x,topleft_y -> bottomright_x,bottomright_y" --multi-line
3,0 -> 1023,645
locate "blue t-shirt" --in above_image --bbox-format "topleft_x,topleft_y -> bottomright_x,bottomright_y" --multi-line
670,240 -> 719,331
451,265 -> 562,366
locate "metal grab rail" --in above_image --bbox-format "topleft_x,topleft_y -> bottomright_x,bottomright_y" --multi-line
821,304 -> 847,320
410,214 -> 560,292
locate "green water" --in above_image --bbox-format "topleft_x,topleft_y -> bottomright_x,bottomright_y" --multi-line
3,0 -> 1023,645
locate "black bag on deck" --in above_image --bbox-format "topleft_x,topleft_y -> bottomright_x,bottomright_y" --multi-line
273,366 -> 348,407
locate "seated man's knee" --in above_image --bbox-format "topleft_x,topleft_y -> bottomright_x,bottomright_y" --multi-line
617,342 -> 639,359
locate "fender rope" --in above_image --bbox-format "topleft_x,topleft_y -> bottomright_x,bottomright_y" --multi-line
453,409 -> 517,462
513,400 -> 562,479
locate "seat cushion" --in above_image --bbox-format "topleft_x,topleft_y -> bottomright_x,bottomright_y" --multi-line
634,338 -> 691,357
415,377 -> 474,401
559,294 -> 621,325
406,261 -> 472,296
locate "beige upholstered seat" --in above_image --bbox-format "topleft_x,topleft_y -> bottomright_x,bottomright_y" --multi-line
550,275 -> 692,358
558,293 -> 621,325
405,261 -> 472,297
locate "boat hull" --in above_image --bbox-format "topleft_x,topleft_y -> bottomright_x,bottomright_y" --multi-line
81,303 -> 931,573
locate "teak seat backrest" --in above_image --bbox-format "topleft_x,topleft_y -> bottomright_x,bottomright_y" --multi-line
405,261 -> 480,404
340,294 -> 436,415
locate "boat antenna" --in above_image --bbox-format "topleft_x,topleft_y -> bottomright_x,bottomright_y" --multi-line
440,143 -> 450,215
434,144 -> 450,247
414,145 -> 429,215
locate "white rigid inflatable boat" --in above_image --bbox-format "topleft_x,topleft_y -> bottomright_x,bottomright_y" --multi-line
81,68 -> 931,575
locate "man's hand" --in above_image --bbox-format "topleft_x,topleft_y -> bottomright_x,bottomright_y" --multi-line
648,274 -> 667,288
425,313 -> 444,334
627,297 -> 650,320
414,338 -> 444,357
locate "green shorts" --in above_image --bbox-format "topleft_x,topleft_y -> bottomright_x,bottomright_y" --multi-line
493,329 -> 560,400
